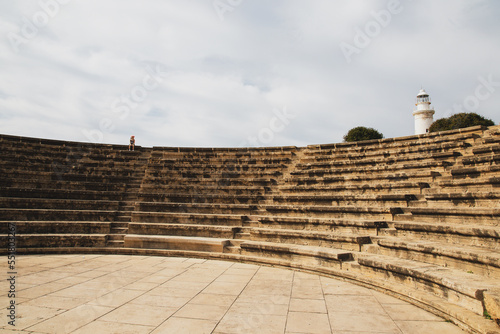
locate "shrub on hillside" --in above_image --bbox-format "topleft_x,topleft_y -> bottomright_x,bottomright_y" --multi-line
429,113 -> 494,133
343,126 -> 384,142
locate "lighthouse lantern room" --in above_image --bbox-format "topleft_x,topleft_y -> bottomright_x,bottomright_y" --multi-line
412,88 -> 435,135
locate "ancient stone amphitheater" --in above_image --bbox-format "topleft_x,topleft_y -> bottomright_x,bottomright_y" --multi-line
1,125 -> 499,333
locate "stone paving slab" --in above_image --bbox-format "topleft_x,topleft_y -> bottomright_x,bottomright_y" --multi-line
0,254 -> 465,333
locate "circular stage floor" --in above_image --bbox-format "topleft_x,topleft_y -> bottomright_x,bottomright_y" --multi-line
1,254 -> 464,333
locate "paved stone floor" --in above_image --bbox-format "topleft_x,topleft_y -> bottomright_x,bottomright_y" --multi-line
0,254 -> 464,334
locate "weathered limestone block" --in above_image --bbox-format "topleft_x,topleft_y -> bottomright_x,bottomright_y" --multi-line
124,235 -> 230,252
483,289 -> 500,324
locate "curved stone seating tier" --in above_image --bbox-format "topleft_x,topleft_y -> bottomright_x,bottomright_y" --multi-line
350,254 -> 498,315
384,221 -> 500,249
1,208 -> 119,222
304,126 -> 483,156
424,178 -> 500,194
469,154 -> 500,167
137,187 -> 272,201
247,216 -> 387,235
141,177 -> 275,187
123,235 -> 232,252
151,146 -> 296,156
279,182 -> 431,195
369,237 -> 500,279
1,125 -> 500,333
0,165 -> 144,177
301,142 -> 469,165
130,212 -> 246,226
0,198 -> 121,211
144,169 -> 286,179
0,234 -> 108,248
0,221 -> 111,234
0,188 -> 130,201
298,152 -> 462,170
0,178 -> 131,192
271,193 -> 420,207
148,155 -> 294,164
285,171 -> 439,186
246,227 -> 372,251
137,192 -> 270,204
423,192 -> 500,207
395,207 -> 500,225
143,173 -> 283,183
291,166 -> 443,179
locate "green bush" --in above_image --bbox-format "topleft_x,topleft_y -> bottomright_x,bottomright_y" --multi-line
429,113 -> 494,133
343,126 -> 384,142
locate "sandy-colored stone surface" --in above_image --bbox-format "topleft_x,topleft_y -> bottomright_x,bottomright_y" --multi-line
0,254 -> 465,333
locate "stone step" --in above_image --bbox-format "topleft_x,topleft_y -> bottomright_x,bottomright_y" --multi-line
128,222 -> 236,239
151,148 -> 295,159
352,253 -> 499,315
303,140 -> 469,160
0,233 -> 108,248
304,127 -> 483,156
106,240 -> 124,247
138,185 -> 273,197
0,178 -> 131,192
107,234 -> 125,241
368,237 -> 500,279
138,192 -> 269,205
395,207 -> 500,225
110,228 -> 127,234
247,216 -> 387,235
0,187 -> 128,201
135,202 -> 264,215
1,152 -> 150,165
301,149 -> 464,167
472,144 -> 500,155
285,172 -> 439,187
0,161 -> 144,175
248,227 -> 372,252
295,160 -> 451,174
0,208 -> 118,222
298,153 -> 461,170
110,222 -> 129,228
450,165 -> 500,179
272,194 -> 419,207
123,235 -> 231,252
146,170 -> 283,180
291,167 -> 441,179
280,182 -> 430,195
423,177 -> 500,193
263,204 -> 394,220
0,197 -> 121,211
0,221 -> 111,234
146,163 -> 290,172
141,177 -> 275,187
130,212 -> 246,226
461,153 -> 500,166
240,240 -> 353,269
234,232 -> 250,239
390,221 -> 500,250
135,202 -> 394,220
423,192 -> 500,208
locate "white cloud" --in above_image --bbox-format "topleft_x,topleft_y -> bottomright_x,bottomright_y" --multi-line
0,0 -> 498,148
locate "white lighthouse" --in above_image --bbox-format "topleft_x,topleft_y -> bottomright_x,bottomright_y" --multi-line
412,88 -> 435,135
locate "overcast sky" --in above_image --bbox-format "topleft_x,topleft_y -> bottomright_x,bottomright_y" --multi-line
1,0 -> 499,148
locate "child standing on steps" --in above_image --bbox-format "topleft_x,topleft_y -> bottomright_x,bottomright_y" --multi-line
129,135 -> 135,151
